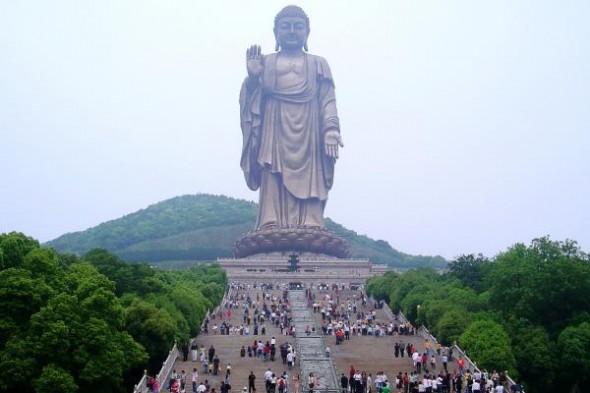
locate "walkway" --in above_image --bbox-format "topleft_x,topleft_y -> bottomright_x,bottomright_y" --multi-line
166,283 -> 462,393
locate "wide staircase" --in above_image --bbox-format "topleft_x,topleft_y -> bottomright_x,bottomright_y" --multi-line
156,284 -> 461,393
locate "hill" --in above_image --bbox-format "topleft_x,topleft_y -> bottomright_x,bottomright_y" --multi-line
45,194 -> 447,268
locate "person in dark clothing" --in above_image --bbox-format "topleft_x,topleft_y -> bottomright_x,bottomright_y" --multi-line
209,345 -> 216,363
182,342 -> 190,361
249,371 -> 257,393
280,344 -> 288,364
221,381 -> 231,393
213,356 -> 220,375
341,373 -> 349,393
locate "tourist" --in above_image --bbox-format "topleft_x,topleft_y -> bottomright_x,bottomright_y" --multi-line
226,363 -> 232,382
248,371 -> 257,393
221,381 -> 231,393
191,342 -> 198,361
182,342 -> 190,361
264,368 -> 273,393
192,369 -> 199,393
197,381 -> 207,393
209,345 -> 216,363
170,379 -> 180,393
456,357 -> 465,374
341,373 -> 349,393
286,351 -> 294,369
472,378 -> 481,393
308,373 -> 316,393
277,374 -> 286,393
292,374 -> 300,393
180,370 -> 186,392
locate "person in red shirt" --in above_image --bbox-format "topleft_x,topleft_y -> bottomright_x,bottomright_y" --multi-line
457,357 -> 465,374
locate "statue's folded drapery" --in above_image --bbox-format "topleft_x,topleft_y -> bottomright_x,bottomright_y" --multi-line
240,53 -> 340,229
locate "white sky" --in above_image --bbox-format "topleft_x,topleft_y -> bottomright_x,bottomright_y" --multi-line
1,0 -> 589,260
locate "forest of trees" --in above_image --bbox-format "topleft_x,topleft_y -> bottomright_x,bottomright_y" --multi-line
0,232 -> 226,393
366,236 -> 590,393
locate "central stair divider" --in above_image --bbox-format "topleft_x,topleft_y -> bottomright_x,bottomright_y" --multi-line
289,289 -> 340,393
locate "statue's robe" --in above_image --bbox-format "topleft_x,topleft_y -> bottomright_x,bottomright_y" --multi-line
240,53 -> 340,229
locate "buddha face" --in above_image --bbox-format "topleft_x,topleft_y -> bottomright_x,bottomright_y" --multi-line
274,16 -> 309,51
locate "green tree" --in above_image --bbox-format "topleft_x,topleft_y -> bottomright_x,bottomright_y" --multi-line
366,271 -> 397,302
33,363 -> 78,393
459,320 -> 517,375
435,309 -> 469,345
446,253 -> 490,292
506,318 -> 554,393
0,268 -> 50,338
557,322 -> 590,393
0,232 -> 40,269
489,237 -> 590,337
388,268 -> 439,312
125,298 -> 176,372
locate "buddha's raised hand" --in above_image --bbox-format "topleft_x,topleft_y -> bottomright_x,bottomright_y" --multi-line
246,45 -> 264,77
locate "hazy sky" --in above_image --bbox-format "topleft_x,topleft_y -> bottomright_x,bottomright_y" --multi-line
1,0 -> 589,260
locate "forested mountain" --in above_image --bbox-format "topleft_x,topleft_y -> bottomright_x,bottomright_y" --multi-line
46,194 -> 447,268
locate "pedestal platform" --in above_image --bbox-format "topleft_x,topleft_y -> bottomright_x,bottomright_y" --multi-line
233,226 -> 350,258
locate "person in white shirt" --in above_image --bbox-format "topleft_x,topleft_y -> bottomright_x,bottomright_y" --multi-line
435,375 -> 443,393
265,368 -> 273,381
472,380 -> 481,393
417,381 -> 426,393
192,368 -> 199,393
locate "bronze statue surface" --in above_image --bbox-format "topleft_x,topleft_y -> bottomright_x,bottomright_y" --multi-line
237,5 -> 348,258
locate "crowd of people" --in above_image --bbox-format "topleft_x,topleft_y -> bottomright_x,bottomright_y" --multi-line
302,284 -> 521,393
145,282 -> 521,393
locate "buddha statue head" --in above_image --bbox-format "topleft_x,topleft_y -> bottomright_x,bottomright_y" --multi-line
273,5 -> 310,52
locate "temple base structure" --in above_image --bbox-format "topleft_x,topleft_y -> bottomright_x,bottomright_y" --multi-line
217,253 -> 392,286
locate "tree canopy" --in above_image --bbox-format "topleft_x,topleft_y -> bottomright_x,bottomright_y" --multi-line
366,236 -> 590,393
0,231 -> 227,393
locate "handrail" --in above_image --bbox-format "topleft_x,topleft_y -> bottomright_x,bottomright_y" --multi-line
157,343 -> 179,389
132,343 -> 179,393
132,370 -> 148,393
